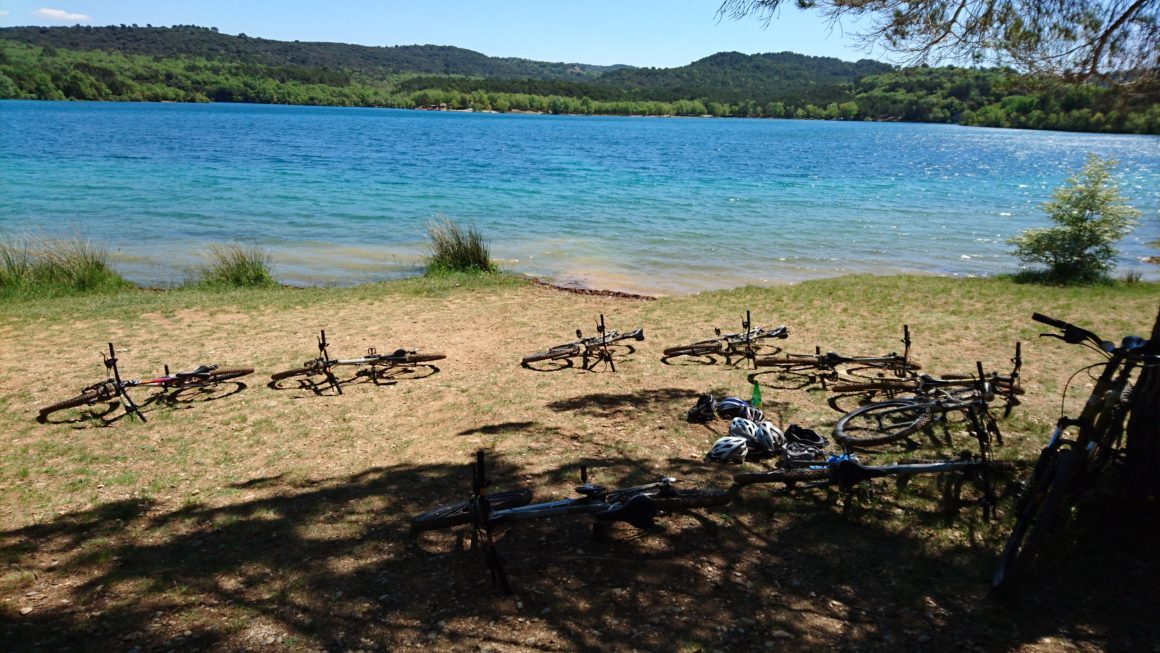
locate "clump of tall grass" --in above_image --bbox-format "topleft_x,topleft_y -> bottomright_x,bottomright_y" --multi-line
424,218 -> 497,275
188,244 -> 278,289
0,237 -> 131,299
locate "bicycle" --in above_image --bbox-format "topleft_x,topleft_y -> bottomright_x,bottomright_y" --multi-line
992,313 -> 1157,595
38,343 -> 253,423
520,314 -> 645,371
661,310 -> 788,367
411,450 -> 730,594
270,330 -> 446,394
730,453 -> 1018,519
829,342 -> 1023,416
750,325 -> 920,389
832,361 -> 1006,451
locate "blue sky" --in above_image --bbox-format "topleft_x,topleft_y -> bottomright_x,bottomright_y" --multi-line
0,1 -> 878,68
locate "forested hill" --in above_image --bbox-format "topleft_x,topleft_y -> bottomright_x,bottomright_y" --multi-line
0,25 -> 623,80
600,51 -> 893,103
2,25 -> 1157,134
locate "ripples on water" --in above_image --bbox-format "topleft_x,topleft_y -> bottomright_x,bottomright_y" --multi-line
1,101 -> 1157,294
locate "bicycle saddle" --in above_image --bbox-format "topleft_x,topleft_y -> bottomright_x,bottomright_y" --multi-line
594,494 -> 657,529
176,365 -> 213,377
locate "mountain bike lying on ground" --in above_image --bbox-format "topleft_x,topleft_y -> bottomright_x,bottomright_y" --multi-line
829,342 -> 1023,416
832,360 -> 1009,453
992,313 -> 1157,596
411,450 -> 730,594
730,453 -> 1018,518
270,330 -> 446,394
38,343 -> 253,423
662,310 -> 788,367
520,314 -> 644,371
750,325 -> 920,389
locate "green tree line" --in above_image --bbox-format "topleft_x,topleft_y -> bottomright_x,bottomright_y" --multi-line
2,37 -> 1157,133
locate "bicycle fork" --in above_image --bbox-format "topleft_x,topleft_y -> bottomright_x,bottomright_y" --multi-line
105,343 -> 145,422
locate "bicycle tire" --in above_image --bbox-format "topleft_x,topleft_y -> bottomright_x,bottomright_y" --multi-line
733,467 -> 829,487
834,399 -> 934,448
830,380 -> 916,394
521,346 -> 578,365
993,448 -> 1076,595
38,387 -> 109,418
206,367 -> 254,383
271,366 -> 317,382
647,488 -> 731,510
410,489 -> 534,532
662,341 -> 722,358
844,360 -> 922,379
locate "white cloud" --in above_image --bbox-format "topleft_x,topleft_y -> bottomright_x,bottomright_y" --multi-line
0,10 -> 10,17
33,8 -> 91,22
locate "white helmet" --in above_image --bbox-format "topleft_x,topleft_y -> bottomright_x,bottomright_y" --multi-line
729,417 -> 759,442
753,421 -> 786,455
706,436 -> 748,464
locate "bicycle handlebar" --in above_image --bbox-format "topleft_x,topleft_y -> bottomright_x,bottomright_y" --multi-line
1032,313 -> 1108,350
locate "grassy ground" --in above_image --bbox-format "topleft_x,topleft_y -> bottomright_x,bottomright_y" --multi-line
1,273 -> 1157,652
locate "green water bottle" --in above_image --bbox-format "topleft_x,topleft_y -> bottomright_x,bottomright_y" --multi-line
751,380 -> 762,410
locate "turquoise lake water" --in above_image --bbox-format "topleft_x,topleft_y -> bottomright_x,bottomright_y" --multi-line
2,100 -> 1158,294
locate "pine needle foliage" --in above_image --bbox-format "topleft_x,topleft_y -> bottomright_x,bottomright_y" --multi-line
1009,155 -> 1140,284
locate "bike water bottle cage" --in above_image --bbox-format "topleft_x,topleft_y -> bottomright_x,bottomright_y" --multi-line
595,494 -> 658,529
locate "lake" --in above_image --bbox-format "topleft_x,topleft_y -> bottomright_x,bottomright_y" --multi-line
2,100 -> 1158,294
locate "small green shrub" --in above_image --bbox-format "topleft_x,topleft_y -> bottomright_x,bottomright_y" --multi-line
424,218 -> 496,275
1009,155 -> 1140,284
0,237 -> 131,299
189,244 -> 278,289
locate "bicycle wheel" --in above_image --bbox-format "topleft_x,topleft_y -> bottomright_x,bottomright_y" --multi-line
662,341 -> 722,358
844,360 -> 922,379
992,448 -> 1076,595
38,387 -> 110,419
834,399 -> 934,448
830,379 -> 917,394
521,345 -> 577,365
271,366 -> 317,382
410,489 -> 534,532
206,367 -> 254,383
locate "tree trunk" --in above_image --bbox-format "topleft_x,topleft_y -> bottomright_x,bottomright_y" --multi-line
1125,307 -> 1160,505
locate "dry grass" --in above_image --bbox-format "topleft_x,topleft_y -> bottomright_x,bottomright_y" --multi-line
0,274 -> 1157,652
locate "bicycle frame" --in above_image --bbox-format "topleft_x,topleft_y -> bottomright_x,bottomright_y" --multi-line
80,343 -> 226,422
993,313 -> 1156,594
460,452 -> 666,593
524,314 -> 645,371
833,342 -> 1023,416
754,324 -> 917,386
294,330 -> 430,394
1026,314 -> 1152,485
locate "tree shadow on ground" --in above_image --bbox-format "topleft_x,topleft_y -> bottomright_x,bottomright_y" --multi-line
1,458 -> 1154,652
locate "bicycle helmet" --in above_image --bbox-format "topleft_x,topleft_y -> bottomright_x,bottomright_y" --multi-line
706,436 -> 748,464
753,421 -> 786,456
728,417 -> 759,442
686,394 -> 718,423
785,424 -> 828,449
717,397 -> 765,423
